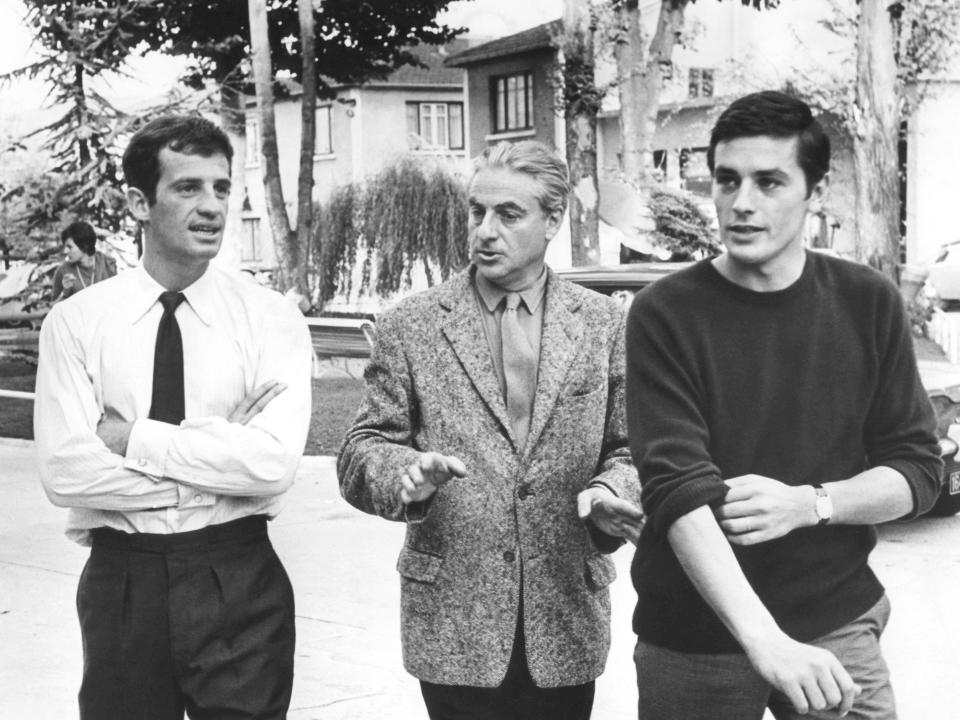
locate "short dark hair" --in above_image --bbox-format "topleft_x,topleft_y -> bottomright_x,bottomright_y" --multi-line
122,115 -> 233,204
60,221 -> 97,256
707,91 -> 830,195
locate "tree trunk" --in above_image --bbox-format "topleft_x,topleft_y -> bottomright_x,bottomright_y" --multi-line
853,0 -> 900,282
248,0 -> 297,293
563,0 -> 601,266
615,0 -> 646,185
639,1 -> 686,185
294,0 -> 316,299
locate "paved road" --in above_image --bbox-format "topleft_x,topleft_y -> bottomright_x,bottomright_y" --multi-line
2,438 -> 958,719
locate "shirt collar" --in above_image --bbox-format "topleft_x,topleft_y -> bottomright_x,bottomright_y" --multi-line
129,262 -> 215,327
473,265 -> 547,314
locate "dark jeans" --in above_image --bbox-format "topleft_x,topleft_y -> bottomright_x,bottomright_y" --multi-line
420,611 -> 595,720
77,516 -> 295,720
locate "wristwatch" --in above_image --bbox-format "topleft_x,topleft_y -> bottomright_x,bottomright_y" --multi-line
813,484 -> 833,526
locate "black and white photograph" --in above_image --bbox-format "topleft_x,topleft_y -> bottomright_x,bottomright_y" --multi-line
1,0 -> 959,718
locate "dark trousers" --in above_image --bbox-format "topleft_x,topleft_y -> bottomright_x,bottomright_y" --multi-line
420,610 -> 596,720
77,516 -> 295,720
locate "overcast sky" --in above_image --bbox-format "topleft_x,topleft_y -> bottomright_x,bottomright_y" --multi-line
0,0 -> 562,137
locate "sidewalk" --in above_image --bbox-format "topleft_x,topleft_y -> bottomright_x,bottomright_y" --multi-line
2,438 -> 958,719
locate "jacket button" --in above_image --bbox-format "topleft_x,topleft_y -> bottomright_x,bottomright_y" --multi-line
503,550 -> 516,563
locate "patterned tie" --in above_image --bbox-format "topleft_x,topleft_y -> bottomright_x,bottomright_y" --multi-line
149,291 -> 186,424
501,292 -> 538,449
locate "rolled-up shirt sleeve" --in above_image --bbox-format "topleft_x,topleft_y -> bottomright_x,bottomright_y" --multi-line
625,295 -> 727,537
125,300 -> 313,498
35,304 -> 181,510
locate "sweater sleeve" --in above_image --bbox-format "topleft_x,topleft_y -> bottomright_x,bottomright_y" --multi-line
864,289 -> 943,517
625,291 -> 727,537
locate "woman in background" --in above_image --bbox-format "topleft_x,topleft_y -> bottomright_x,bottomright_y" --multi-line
52,221 -> 117,301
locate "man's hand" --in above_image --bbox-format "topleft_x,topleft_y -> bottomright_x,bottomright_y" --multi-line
714,474 -> 815,545
228,380 -> 287,425
577,485 -> 645,544
97,413 -> 133,455
62,274 -> 77,290
400,452 -> 467,504
746,632 -> 861,716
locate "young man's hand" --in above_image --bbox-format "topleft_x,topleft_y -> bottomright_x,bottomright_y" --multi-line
714,474 -> 817,544
96,412 -> 133,455
399,452 -> 467,504
746,631 -> 861,716
228,380 -> 288,424
577,485 -> 645,544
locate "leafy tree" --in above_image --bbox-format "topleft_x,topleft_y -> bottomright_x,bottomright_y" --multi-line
610,0 -> 779,188
561,0 -> 604,266
1,1 -> 207,238
767,0 -> 960,279
11,0 -> 466,294
141,0 -> 466,295
314,157 -> 469,308
647,188 -> 721,260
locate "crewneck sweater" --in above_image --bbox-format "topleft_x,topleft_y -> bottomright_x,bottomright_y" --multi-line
626,250 -> 942,653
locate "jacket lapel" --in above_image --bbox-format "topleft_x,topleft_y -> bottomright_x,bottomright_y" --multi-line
439,271 -> 514,441
526,271 -> 582,455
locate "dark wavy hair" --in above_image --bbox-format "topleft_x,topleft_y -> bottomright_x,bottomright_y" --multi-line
707,91 -> 830,197
122,115 -> 233,204
60,221 -> 97,256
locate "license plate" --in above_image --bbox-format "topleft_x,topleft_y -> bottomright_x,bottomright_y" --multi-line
950,470 -> 960,496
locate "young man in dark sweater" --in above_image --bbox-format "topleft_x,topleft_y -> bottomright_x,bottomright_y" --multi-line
625,91 -> 943,719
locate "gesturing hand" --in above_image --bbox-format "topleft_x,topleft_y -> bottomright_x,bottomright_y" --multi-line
228,380 -> 288,425
577,486 -> 645,544
714,474 -> 816,545
400,452 -> 468,504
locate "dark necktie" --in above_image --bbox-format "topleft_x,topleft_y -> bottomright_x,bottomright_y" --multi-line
501,292 -> 537,449
149,291 -> 186,424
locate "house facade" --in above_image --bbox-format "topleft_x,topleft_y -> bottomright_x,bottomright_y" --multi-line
231,40 -> 471,274
446,0 -> 960,267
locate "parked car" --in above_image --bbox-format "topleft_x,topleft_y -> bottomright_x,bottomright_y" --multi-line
924,241 -> 960,304
556,262 -> 692,307
560,261 -> 960,517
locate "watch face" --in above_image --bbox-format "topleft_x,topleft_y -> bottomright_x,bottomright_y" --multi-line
815,493 -> 833,521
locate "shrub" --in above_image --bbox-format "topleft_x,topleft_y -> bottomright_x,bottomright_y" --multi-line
648,187 -> 721,260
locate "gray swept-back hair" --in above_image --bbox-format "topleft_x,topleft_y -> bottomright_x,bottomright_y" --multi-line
473,140 -> 570,216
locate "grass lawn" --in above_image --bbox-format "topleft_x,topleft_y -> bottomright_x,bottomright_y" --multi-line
0,357 -> 365,456
0,334 -> 951,449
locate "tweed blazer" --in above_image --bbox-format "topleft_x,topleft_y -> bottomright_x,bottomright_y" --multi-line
337,267 -> 641,688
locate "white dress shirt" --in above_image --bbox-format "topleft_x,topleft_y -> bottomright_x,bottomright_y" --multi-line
34,263 -> 313,545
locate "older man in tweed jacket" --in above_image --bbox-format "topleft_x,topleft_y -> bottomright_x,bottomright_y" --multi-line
338,141 -> 643,720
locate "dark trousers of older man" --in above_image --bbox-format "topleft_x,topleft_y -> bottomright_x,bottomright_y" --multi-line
419,603 -> 596,720
76,516 -> 295,720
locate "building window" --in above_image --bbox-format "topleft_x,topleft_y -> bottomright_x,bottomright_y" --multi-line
241,217 -> 261,262
659,61 -> 674,89
314,105 -> 333,156
653,149 -> 668,178
406,102 -> 464,150
688,67 -> 715,98
245,118 -> 260,167
492,72 -> 533,133
680,147 -> 712,196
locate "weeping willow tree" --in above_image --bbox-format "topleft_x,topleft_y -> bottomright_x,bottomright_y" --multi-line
313,156 -> 469,309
